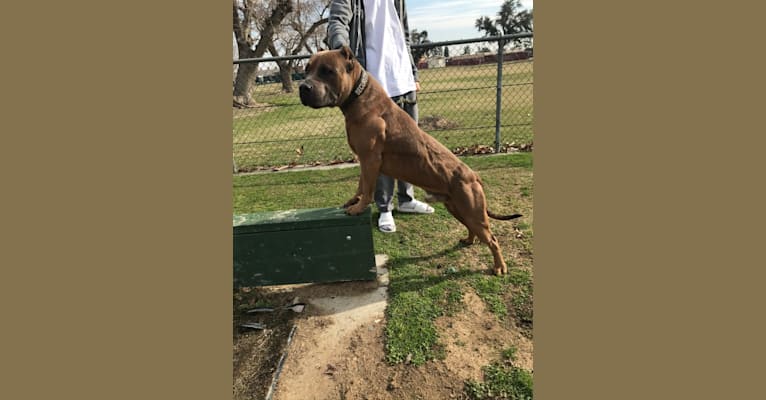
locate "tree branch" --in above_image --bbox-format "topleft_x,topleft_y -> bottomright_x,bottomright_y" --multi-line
290,17 -> 328,55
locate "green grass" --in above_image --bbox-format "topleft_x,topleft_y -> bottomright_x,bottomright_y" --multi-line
465,363 -> 533,400
233,166 -> 358,213
233,152 -> 533,380
469,267 -> 532,322
385,273 -> 464,364
233,60 -> 533,170
465,347 -> 534,400
471,275 -> 512,318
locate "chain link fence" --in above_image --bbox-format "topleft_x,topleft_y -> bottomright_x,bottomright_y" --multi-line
233,33 -> 532,173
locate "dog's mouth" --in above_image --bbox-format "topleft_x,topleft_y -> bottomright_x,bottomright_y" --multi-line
299,84 -> 338,108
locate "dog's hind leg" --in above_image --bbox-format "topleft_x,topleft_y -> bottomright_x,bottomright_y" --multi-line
445,201 -> 475,245
451,182 -> 508,275
465,218 -> 506,275
464,217 -> 506,275
478,229 -> 507,276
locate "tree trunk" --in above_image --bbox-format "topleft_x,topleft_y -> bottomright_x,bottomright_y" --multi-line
233,0 -> 294,107
278,63 -> 294,93
269,43 -> 295,93
233,53 -> 259,107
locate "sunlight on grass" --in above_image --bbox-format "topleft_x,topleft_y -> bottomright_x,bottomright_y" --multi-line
232,152 -> 534,384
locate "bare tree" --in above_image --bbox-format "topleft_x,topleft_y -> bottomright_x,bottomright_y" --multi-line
233,0 -> 294,107
269,0 -> 330,93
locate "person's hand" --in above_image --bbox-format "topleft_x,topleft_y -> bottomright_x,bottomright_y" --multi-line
415,81 -> 421,92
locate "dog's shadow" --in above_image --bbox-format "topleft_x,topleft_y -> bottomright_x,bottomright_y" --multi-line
387,241 -> 468,265
381,241 -> 495,293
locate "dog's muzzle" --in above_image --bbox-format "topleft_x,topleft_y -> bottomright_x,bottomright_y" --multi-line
299,82 -> 313,105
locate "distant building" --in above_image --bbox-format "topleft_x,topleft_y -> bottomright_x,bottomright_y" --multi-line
427,56 -> 446,69
446,52 -> 488,66
446,50 -> 531,67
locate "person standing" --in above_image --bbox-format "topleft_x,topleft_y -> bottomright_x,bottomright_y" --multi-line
328,0 -> 434,233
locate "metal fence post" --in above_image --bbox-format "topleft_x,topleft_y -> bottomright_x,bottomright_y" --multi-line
495,39 -> 504,153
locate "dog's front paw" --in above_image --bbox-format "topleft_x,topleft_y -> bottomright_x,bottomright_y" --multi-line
345,203 -> 368,216
342,196 -> 361,208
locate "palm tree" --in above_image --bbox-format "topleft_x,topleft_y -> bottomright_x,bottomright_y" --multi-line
475,0 -> 533,48
410,29 -> 433,63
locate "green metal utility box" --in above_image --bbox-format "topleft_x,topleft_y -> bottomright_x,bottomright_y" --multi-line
233,207 -> 376,287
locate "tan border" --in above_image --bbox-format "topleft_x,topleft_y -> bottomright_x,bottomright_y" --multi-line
3,3 -> 231,399
6,1 -> 765,398
536,1 -> 765,399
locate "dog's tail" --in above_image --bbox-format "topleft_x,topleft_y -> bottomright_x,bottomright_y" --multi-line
487,210 -> 523,221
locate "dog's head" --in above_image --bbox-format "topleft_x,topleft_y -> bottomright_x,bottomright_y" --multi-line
299,46 -> 359,109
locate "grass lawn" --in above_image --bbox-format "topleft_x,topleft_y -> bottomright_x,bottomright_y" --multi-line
233,152 -> 533,397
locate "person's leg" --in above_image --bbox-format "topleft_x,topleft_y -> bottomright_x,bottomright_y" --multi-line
396,180 -> 416,205
376,93 -> 432,232
403,94 -> 418,122
375,174 -> 395,212
375,174 -> 397,232
397,98 -> 418,206
395,97 -> 433,214
374,94 -> 407,233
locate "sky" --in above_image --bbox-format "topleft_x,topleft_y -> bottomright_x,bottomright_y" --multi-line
407,0 -> 533,43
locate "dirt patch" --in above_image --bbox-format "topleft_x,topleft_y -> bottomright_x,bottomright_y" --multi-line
437,290 -> 533,380
233,288 -> 299,400
328,322 -> 468,400
233,103 -> 277,119
233,257 -> 390,400
233,257 -> 533,400
272,290 -> 532,400
274,280 -> 388,400
419,114 -> 460,130
266,315 -> 468,400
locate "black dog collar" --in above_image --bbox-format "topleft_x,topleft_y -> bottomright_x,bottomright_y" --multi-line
340,69 -> 369,108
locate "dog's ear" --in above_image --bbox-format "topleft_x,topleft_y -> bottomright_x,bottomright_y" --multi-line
340,45 -> 354,60
340,45 -> 355,72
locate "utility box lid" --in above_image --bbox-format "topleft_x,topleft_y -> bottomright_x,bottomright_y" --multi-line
233,207 -> 376,287
233,207 -> 370,234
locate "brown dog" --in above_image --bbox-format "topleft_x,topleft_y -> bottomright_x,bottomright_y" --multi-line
299,46 -> 521,275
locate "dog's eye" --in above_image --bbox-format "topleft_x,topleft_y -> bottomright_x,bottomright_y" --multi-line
319,65 -> 335,76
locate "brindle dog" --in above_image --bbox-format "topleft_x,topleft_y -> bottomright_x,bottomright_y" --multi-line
299,46 -> 521,275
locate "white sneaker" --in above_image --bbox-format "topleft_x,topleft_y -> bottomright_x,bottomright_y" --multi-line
378,211 -> 396,233
397,199 -> 435,214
